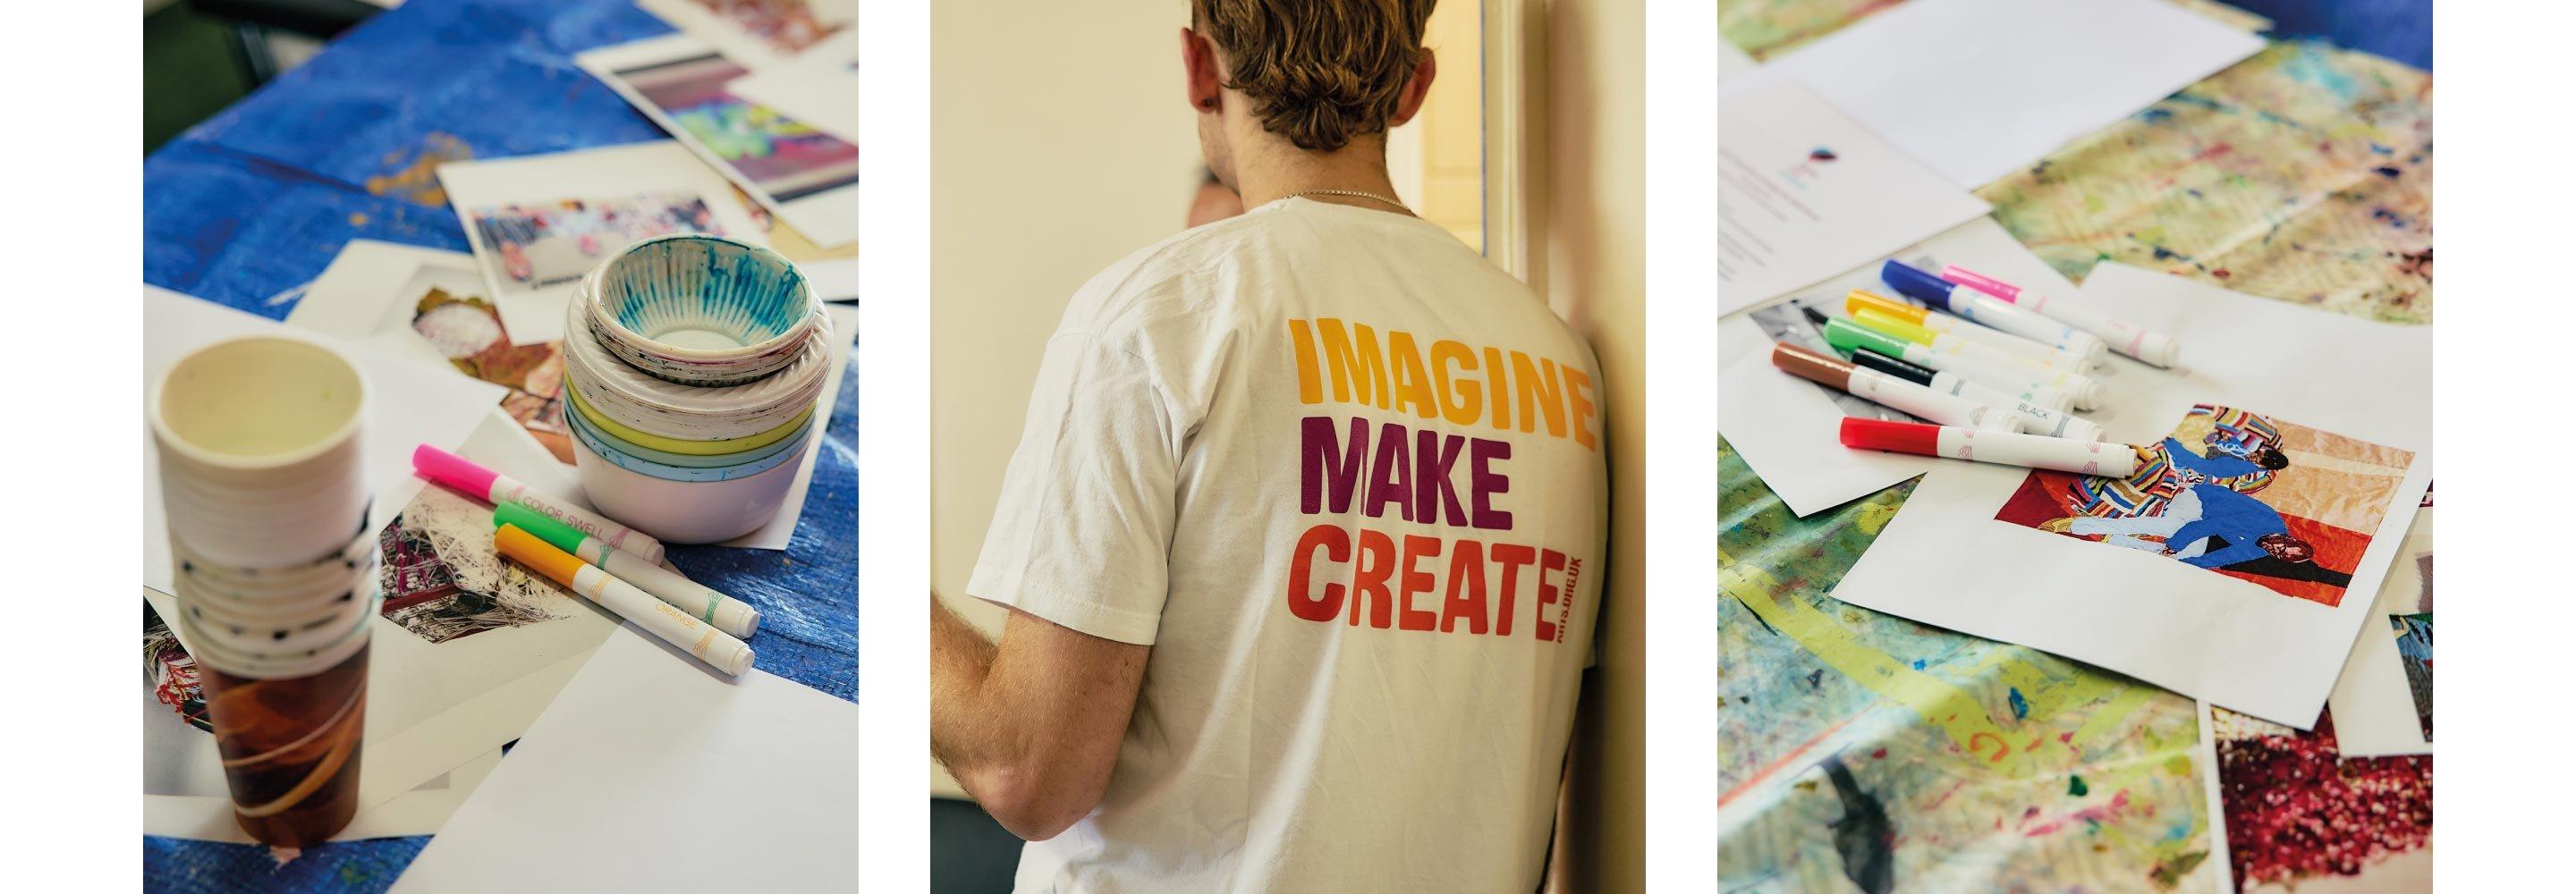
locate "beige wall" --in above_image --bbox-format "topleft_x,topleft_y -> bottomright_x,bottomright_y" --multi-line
1537,0 -> 1646,889
930,2 -> 1200,629
929,3 -> 1200,798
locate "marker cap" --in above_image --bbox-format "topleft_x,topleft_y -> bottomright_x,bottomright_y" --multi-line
1771,342 -> 1852,388
1840,417 -> 1940,454
495,524 -> 589,590
1844,290 -> 1928,324
413,444 -> 498,498
1880,260 -> 1957,308
494,503 -> 588,556
1850,308 -> 1938,346
1939,265 -> 2021,301
1822,318 -> 1911,358
2133,332 -> 2182,367
1850,349 -> 1937,385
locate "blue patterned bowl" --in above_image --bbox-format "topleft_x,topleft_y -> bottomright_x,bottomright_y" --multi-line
580,234 -> 820,386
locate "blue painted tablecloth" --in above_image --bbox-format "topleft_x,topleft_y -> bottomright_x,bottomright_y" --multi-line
142,2 -> 857,890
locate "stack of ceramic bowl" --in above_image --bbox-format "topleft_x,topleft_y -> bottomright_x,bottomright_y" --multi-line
150,334 -> 377,844
561,233 -> 830,544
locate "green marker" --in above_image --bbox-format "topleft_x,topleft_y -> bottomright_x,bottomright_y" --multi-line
494,503 -> 761,638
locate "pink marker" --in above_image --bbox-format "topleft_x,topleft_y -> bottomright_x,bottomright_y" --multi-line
411,444 -> 665,564
1940,266 -> 2181,367
1840,417 -> 2141,477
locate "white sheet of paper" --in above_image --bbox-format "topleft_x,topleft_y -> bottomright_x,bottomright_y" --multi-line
1726,0 -> 2264,188
1716,81 -> 1989,316
1716,38 -> 1756,83
579,36 -> 860,249
391,626 -> 858,891
2326,505 -> 2434,756
1830,265 -> 2431,728
1720,218 -> 2085,515
142,287 -> 507,594
435,141 -> 767,343
724,31 -> 859,143
144,746 -> 502,844
719,302 -> 854,549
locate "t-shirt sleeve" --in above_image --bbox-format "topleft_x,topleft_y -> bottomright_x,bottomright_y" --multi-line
966,331 -> 1179,645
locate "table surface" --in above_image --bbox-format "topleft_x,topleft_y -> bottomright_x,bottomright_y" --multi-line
141,1 -> 856,890
1718,1 -> 2430,891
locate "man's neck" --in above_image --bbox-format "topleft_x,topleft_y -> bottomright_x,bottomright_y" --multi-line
1229,133 -> 1410,215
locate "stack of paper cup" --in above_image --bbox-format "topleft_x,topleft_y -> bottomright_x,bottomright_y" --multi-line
559,234 -> 830,544
150,334 -> 377,848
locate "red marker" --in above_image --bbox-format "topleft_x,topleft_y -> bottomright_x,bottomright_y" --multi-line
1840,417 -> 2142,477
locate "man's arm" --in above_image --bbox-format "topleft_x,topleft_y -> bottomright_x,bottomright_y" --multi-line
930,594 -> 1150,841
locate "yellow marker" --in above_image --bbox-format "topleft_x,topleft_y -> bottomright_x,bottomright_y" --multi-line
495,525 -> 754,676
1846,289 -> 2091,371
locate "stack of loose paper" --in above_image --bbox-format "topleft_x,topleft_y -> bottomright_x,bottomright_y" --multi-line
1827,265 -> 2431,728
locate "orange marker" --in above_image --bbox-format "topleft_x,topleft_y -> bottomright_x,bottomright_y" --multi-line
495,525 -> 754,675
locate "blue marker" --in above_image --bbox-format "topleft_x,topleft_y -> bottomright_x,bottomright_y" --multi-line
1881,260 -> 2108,366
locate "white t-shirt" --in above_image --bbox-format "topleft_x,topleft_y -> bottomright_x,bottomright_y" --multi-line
972,198 -> 1608,892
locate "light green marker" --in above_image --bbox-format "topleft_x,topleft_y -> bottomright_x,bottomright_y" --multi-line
494,503 -> 761,638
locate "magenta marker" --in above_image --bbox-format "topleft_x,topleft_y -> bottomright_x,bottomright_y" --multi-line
1941,265 -> 2181,367
1883,261 -> 2109,367
411,444 -> 665,564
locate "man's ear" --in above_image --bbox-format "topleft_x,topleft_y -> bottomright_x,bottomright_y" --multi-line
1387,48 -> 1438,128
1182,27 -> 1224,114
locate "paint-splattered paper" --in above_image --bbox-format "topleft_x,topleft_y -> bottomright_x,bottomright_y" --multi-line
1827,266 -> 2428,729
1723,443 -> 2221,892
1980,41 -> 2433,325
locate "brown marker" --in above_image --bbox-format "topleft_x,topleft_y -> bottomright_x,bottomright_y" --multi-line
1771,342 -> 2023,433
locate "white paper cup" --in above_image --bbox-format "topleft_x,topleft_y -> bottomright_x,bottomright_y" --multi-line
152,335 -> 370,569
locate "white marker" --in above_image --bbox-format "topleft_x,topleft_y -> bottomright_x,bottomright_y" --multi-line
1844,291 -> 2092,370
496,525 -> 755,676
1884,261 -> 2110,366
1824,317 -> 2103,409
1849,349 -> 2103,441
1773,342 -> 2024,433
1942,265 -> 2182,367
1842,417 -> 2141,477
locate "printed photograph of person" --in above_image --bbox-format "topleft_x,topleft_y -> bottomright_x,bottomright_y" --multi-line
926,0 -> 1646,890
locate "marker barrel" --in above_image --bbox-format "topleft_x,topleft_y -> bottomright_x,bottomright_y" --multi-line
1912,346 -> 2101,410
1851,350 -> 2100,440
1841,417 -> 2140,477
487,477 -> 665,565
1945,266 -> 2181,367
495,525 -> 753,675
1823,317 -> 2098,409
1847,369 -> 2024,433
584,542 -> 762,639
1884,261 -> 2108,364
1845,290 -> 2091,370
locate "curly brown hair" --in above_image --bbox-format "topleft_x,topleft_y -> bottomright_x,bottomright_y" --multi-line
1191,0 -> 1437,152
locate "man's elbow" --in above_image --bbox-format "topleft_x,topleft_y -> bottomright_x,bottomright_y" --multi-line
970,756 -> 1113,841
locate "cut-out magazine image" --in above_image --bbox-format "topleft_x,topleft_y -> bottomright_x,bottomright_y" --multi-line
1996,404 -> 2413,607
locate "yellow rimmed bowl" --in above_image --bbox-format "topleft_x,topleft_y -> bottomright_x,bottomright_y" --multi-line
561,296 -> 832,443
